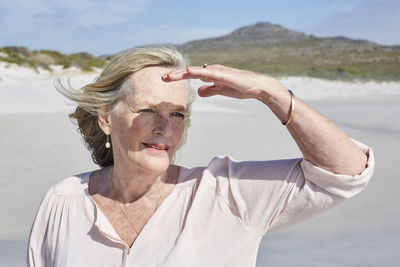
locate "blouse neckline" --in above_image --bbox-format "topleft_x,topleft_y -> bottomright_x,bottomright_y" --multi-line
79,165 -> 189,250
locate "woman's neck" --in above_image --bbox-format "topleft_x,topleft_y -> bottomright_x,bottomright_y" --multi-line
110,164 -> 178,204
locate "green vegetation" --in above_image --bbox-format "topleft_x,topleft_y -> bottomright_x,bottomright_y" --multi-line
1,41 -> 399,81
184,43 -> 400,81
0,46 -> 106,72
178,22 -> 400,81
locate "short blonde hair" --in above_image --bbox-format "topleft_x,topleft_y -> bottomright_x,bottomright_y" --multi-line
57,46 -> 194,167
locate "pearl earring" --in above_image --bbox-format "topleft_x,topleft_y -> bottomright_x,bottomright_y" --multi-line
105,135 -> 111,148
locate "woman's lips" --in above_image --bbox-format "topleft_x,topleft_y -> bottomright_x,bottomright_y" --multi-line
142,143 -> 170,151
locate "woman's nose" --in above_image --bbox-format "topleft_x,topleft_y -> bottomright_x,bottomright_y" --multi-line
153,113 -> 173,136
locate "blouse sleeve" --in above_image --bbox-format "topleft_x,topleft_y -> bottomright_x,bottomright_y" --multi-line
206,140 -> 374,234
268,141 -> 374,232
27,186 -> 55,267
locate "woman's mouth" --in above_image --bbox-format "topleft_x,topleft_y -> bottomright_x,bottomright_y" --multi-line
143,143 -> 170,151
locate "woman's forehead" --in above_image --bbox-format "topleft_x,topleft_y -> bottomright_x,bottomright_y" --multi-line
128,66 -> 187,90
125,66 -> 188,106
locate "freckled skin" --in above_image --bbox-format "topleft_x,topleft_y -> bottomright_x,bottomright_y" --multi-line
91,66 -> 189,247
110,66 -> 189,176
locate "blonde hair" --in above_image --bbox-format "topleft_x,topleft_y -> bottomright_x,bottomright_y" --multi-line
57,45 -> 194,167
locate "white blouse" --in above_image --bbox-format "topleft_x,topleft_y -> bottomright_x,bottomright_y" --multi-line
27,142 -> 374,267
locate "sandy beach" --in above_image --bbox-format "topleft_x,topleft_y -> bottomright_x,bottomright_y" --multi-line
0,64 -> 399,266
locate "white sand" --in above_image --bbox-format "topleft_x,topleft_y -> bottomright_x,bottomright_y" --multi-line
0,62 -> 101,113
1,63 -> 399,266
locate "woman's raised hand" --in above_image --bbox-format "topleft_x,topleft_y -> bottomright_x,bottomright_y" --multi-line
162,64 -> 287,100
163,64 -> 368,176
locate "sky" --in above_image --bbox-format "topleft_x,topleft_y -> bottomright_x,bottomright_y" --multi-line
0,0 -> 399,56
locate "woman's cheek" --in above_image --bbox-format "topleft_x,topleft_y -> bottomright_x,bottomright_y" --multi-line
174,124 -> 185,140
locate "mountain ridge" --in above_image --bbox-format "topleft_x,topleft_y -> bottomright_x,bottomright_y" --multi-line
1,21 -> 399,80
177,22 -> 399,80
178,22 -> 381,51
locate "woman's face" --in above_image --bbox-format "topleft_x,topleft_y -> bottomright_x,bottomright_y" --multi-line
106,66 -> 188,174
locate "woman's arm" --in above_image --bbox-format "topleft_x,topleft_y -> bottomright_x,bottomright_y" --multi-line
258,87 -> 367,176
162,64 -> 367,176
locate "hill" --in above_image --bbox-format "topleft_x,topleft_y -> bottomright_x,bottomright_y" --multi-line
178,22 -> 400,81
1,22 -> 399,80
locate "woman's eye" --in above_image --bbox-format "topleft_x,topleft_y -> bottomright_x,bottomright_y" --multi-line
139,108 -> 155,114
171,112 -> 185,119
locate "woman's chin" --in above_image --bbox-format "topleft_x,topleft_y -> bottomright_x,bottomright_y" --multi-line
121,149 -> 175,174
138,156 -> 173,174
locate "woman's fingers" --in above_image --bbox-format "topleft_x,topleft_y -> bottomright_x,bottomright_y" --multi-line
161,69 -> 186,81
198,84 -> 249,99
197,85 -> 220,97
186,66 -> 220,81
162,66 -> 221,82
162,64 -> 266,99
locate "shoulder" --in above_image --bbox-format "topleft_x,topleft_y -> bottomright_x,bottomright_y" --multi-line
178,156 -> 232,181
51,171 -> 93,196
205,155 -> 301,179
179,155 -> 302,183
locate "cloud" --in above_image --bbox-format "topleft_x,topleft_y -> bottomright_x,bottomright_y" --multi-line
120,25 -> 233,45
0,0 -> 150,48
75,24 -> 232,55
310,0 -> 400,45
1,0 -> 232,55
1,0 -> 398,55
52,0 -> 149,28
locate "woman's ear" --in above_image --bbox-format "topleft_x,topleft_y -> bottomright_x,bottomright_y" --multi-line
97,108 -> 112,135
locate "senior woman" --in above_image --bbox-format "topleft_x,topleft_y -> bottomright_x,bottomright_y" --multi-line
27,46 -> 374,267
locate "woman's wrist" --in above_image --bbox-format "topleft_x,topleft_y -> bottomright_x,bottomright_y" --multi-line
255,79 -> 295,125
